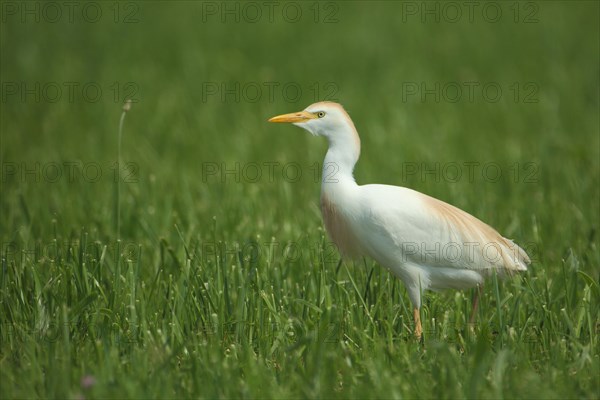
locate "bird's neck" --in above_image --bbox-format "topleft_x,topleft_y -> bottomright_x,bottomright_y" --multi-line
322,124 -> 361,189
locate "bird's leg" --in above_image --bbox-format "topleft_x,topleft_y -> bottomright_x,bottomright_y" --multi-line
413,308 -> 423,340
469,284 -> 483,325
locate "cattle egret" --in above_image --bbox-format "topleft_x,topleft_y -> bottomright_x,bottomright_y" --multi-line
269,101 -> 530,339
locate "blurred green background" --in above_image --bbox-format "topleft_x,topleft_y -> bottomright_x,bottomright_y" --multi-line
1,1 -> 599,398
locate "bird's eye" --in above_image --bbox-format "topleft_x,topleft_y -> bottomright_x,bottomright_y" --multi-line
317,111 -> 326,118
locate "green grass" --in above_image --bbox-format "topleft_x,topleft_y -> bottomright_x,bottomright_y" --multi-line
1,1 -> 599,398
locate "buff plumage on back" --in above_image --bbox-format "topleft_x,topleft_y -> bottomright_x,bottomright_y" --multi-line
420,193 -> 530,273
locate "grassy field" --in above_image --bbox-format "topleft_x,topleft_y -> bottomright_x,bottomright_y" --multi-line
1,1 -> 599,398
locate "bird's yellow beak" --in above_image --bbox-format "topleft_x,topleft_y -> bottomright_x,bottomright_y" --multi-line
268,111 -> 316,123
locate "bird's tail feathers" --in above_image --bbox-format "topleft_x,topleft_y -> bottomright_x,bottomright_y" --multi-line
501,238 -> 530,272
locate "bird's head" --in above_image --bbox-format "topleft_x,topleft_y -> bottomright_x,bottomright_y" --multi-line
268,101 -> 356,139
269,101 -> 361,166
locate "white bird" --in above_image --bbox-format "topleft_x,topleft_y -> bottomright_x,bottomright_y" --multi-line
269,101 -> 530,339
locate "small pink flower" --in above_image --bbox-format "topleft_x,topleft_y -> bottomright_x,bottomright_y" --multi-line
80,375 -> 96,390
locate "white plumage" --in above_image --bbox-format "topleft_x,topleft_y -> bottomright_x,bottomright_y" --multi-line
269,101 -> 529,338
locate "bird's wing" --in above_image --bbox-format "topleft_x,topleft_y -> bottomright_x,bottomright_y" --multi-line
356,185 -> 530,274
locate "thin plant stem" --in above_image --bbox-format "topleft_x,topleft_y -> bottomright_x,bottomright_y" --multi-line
116,100 -> 132,241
